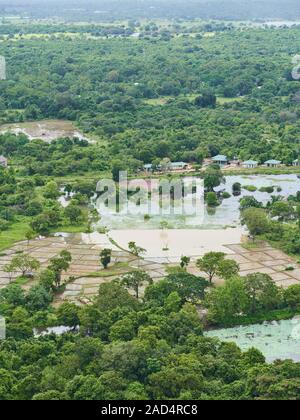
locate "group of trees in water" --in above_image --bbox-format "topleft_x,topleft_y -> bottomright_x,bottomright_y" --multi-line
201,166 -> 300,257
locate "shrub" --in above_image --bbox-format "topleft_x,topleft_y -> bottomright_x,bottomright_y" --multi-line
259,186 -> 275,194
284,284 -> 300,309
206,192 -> 219,207
243,185 -> 257,192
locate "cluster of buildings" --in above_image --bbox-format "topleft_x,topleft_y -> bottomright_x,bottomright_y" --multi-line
144,161 -> 191,173
211,155 -> 300,169
0,156 -> 7,168
143,155 -> 300,174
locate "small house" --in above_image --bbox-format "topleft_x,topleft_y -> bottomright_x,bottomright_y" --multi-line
144,164 -> 153,173
293,159 -> 300,167
243,160 -> 258,169
0,156 -> 7,168
170,162 -> 188,171
212,155 -> 228,166
264,159 -> 282,168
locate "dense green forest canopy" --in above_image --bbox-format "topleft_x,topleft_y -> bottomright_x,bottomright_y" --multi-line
0,0 -> 300,21
0,27 -> 300,164
1,271 -> 300,400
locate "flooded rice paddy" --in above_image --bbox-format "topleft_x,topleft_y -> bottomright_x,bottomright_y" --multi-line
205,318 -> 300,363
96,174 -> 300,230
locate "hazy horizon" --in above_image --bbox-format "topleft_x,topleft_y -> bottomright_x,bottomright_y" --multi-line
0,0 -> 299,22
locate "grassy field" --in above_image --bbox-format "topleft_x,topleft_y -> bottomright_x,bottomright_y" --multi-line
0,218 -> 31,252
143,96 -> 173,105
0,217 -> 88,252
143,95 -> 244,106
84,262 -> 133,278
217,96 -> 244,104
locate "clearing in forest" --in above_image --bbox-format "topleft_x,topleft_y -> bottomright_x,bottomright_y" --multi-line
0,119 -> 91,143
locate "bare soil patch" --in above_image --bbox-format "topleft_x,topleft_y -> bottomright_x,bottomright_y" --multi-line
0,119 -> 91,143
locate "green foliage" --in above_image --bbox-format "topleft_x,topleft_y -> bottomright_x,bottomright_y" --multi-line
205,277 -> 250,323
26,285 -> 53,311
243,185 -> 257,192
64,205 -> 84,225
284,284 -> 300,309
232,182 -> 242,194
100,248 -> 112,269
128,242 -> 146,257
239,196 -> 263,211
195,92 -> 217,108
206,192 -> 219,207
57,302 -> 80,328
121,271 -> 153,299
180,256 -> 191,269
0,283 -> 25,307
270,201 -> 295,221
0,268 -> 299,400
48,250 -> 72,287
217,259 -> 240,280
222,191 -> 231,199
196,252 -> 239,283
38,269 -> 57,291
95,281 -> 139,313
266,223 -> 300,255
144,271 -> 208,305
43,181 -> 60,200
1,26 -> 299,168
244,273 -> 282,314
259,186 -> 275,194
205,273 -> 296,325
204,166 -> 225,192
4,254 -> 40,277
242,208 -> 269,239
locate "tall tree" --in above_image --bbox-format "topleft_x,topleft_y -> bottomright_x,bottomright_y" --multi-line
121,271 -> 153,299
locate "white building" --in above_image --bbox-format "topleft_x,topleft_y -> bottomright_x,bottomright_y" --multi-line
243,160 -> 258,169
264,159 -> 282,168
169,162 -> 189,171
212,155 -> 228,166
